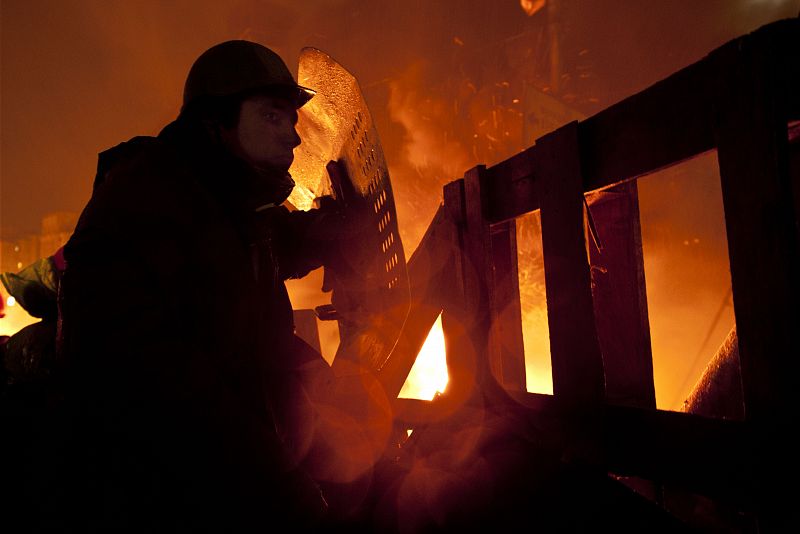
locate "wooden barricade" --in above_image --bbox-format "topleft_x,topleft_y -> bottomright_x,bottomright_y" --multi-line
382,17 -> 798,530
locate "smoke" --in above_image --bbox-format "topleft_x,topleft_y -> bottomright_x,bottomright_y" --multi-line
385,62 -> 475,251
389,64 -> 473,182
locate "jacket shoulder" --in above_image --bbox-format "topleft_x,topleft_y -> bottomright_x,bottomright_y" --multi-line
93,136 -> 182,190
94,136 -> 153,189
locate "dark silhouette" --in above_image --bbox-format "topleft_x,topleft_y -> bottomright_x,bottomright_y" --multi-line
9,41 -> 349,532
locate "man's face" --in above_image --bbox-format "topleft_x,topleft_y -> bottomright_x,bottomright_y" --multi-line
224,93 -> 300,173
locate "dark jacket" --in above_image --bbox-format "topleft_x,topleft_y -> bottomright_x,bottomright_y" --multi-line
50,118 -> 333,531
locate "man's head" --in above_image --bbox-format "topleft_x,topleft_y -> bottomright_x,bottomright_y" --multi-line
180,40 -> 314,172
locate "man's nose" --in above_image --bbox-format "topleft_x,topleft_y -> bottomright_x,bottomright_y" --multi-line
288,126 -> 301,149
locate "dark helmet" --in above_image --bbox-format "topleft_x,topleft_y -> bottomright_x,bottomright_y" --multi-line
182,40 -> 315,111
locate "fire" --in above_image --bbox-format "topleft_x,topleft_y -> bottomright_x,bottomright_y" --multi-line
520,0 -> 547,17
383,65 -> 733,409
0,40 -> 735,413
0,286 -> 38,338
398,314 -> 448,400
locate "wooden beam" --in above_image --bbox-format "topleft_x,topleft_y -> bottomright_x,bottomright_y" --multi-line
394,394 -> 753,505
712,27 -> 800,531
712,21 -> 800,432
587,183 -> 656,408
483,146 -> 538,224
600,404 -> 753,505
535,122 -> 605,407
440,179 -> 477,406
437,169 -> 527,405
487,220 -> 526,391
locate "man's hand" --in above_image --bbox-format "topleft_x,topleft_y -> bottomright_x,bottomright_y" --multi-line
324,159 -> 357,207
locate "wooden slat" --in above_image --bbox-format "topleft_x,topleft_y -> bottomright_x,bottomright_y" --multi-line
587,182 -> 656,408
535,122 -> 605,407
791,132 -> 800,253
440,179 -> 477,406
487,220 -> 526,390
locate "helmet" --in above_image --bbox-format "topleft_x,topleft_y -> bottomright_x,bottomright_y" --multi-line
182,40 -> 315,110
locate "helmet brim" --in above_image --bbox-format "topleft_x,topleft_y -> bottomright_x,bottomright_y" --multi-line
294,85 -> 316,108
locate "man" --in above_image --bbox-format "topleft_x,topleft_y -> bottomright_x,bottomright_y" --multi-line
42,40 -> 343,531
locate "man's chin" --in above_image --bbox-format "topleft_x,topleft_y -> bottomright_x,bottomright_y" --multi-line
273,156 -> 294,173
255,160 -> 293,175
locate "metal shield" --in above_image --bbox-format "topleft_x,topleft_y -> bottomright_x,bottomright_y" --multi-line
288,47 -> 410,373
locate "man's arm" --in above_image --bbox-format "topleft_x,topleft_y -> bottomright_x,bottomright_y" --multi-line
61,151 -> 327,521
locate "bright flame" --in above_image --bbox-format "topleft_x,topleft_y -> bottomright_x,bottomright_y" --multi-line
0,288 -> 38,337
398,314 -> 448,400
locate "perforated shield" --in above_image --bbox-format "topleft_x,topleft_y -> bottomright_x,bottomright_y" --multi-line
288,47 -> 410,372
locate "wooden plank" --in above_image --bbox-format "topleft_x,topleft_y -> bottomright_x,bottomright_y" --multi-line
440,179 -> 476,407
464,166 -> 526,391
601,404 -> 753,505
484,18 -> 800,226
578,60 -> 716,195
587,182 -> 656,408
394,394 -> 753,504
791,127 -> 800,254
712,26 -> 800,531
437,170 -> 527,405
484,146 -> 537,224
713,26 -> 800,429
534,122 -> 605,407
488,220 -> 526,391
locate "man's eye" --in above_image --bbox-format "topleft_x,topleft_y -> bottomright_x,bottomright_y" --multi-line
263,112 -> 279,121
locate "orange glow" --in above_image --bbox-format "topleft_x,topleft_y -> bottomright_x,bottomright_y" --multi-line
2,2 -> 771,413
0,285 -> 38,337
516,212 -> 554,395
398,314 -> 448,400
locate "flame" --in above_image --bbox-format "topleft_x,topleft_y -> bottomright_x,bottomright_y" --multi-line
520,0 -> 547,17
0,285 -> 38,337
398,314 -> 448,400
